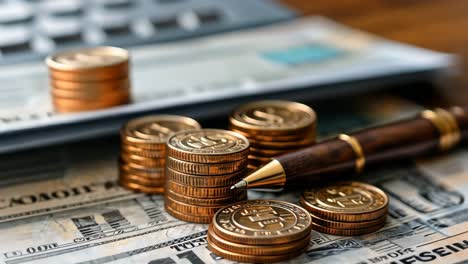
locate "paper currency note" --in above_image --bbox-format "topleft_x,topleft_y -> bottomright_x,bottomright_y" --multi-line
1,96 -> 467,264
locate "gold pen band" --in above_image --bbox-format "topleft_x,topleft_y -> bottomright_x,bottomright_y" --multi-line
338,134 -> 365,174
421,108 -> 461,151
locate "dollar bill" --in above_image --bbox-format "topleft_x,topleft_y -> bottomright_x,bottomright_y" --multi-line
1,96 -> 467,264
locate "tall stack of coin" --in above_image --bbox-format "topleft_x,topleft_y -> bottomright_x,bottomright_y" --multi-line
164,129 -> 249,223
300,181 -> 389,236
46,46 -> 131,113
229,100 -> 317,170
207,200 -> 312,263
119,115 -> 201,194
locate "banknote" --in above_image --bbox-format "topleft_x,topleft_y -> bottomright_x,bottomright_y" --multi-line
1,96 -> 467,264
0,16 -> 453,153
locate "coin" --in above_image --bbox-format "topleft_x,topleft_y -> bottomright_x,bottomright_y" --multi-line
165,204 -> 212,224
120,153 -> 165,167
207,236 -> 308,263
310,214 -> 387,229
311,221 -> 386,236
229,100 -> 316,136
46,46 -> 129,81
166,180 -> 241,198
230,127 -> 315,142
248,147 -> 292,157
167,129 -> 249,163
166,156 -> 248,175
248,137 -> 315,150
122,115 -> 201,149
121,145 -> 166,158
212,200 -> 312,245
51,87 -> 130,100
165,196 -> 223,215
166,189 -> 247,206
118,179 -> 164,194
50,77 -> 130,91
166,167 -> 247,187
119,172 -> 165,186
300,182 -> 389,222
119,163 -> 165,178
208,225 -> 310,256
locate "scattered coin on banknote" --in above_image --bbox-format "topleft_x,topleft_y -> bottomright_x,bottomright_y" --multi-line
119,115 -> 201,194
46,46 -> 131,113
207,199 -> 312,262
300,181 -> 388,235
229,100 -> 316,170
164,129 -> 249,223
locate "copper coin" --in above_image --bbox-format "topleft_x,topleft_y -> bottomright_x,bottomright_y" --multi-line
164,196 -> 223,215
248,155 -> 271,164
121,144 -> 166,158
248,137 -> 315,150
52,94 -> 130,110
51,86 -> 130,100
119,171 -> 165,187
119,179 -> 164,194
300,182 -> 389,222
164,203 -> 212,224
50,77 -> 130,91
46,46 -> 129,81
119,163 -> 165,178
212,200 -> 312,245
229,100 -> 317,136
166,189 -> 247,206
310,214 -> 387,229
121,115 -> 201,150
208,226 -> 310,256
120,153 -> 165,167
166,167 -> 247,187
166,156 -> 247,175
207,236 -> 308,263
248,147 -> 291,157
230,127 -> 316,142
167,129 -> 249,163
311,221 -> 386,236
166,180 -> 241,198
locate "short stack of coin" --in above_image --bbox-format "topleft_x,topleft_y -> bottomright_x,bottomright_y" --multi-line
164,129 -> 250,223
207,200 -> 312,263
300,181 -> 389,236
229,100 -> 317,170
119,115 -> 201,193
46,46 -> 131,113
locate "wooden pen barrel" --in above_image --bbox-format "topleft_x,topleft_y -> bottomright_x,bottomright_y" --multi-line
278,106 -> 468,184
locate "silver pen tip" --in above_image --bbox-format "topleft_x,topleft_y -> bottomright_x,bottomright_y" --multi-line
231,180 -> 247,190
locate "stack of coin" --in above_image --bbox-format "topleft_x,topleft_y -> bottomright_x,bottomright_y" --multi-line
207,200 -> 312,263
229,100 -> 317,170
300,181 -> 389,236
119,115 -> 201,194
164,129 -> 250,223
46,46 -> 131,113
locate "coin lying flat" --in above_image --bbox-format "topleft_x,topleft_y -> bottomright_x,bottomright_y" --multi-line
212,200 -> 312,245
118,179 -> 164,194
300,182 -> 389,222
166,167 -> 247,187
119,163 -> 165,178
311,221 -> 386,236
50,77 -> 130,91
229,100 -> 317,135
166,189 -> 247,206
122,115 -> 201,149
166,180 -> 241,198
165,204 -> 213,224
167,129 -> 250,163
167,156 -> 248,175
164,196 -> 223,215
310,214 -> 387,229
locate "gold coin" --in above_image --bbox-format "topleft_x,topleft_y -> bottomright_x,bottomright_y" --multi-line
229,100 -> 317,136
50,77 -> 130,91
164,196 -> 223,216
300,182 -> 389,222
230,127 -> 315,142
212,200 -> 312,245
121,115 -> 201,149
119,163 -> 164,178
311,220 -> 385,236
165,203 -> 212,224
120,153 -> 165,167
166,180 -> 241,198
248,137 -> 315,150
119,172 -> 165,186
167,129 -> 249,163
46,46 -> 129,81
166,189 -> 247,206
207,236 -> 308,263
166,167 -> 247,187
208,225 -> 310,256
310,214 -> 387,229
121,144 -> 166,158
166,156 -> 247,175
119,179 -> 164,194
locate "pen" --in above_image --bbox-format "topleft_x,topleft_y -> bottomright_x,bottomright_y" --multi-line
231,106 -> 468,190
